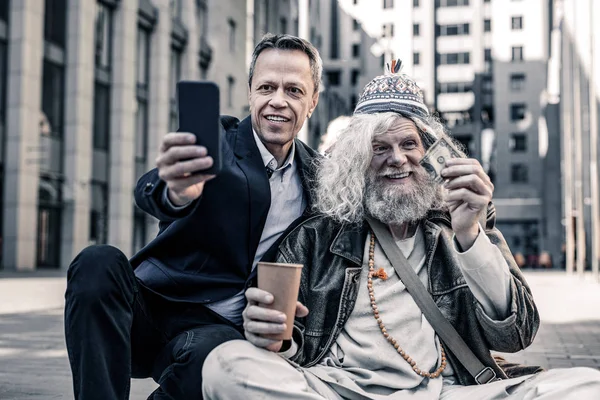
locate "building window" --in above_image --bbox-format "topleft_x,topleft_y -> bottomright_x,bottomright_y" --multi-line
414,0 -> 420,7
0,41 -> 6,159
330,0 -> 340,59
95,2 -> 113,70
484,48 -> 492,61
136,29 -> 150,89
227,76 -> 235,108
510,133 -> 527,152
197,1 -> 208,39
327,71 -> 341,86
439,82 -> 473,93
0,0 -> 7,22
511,164 -> 528,183
413,24 -> 420,36
413,52 -> 420,65
37,176 -> 63,267
134,26 -> 151,253
482,75 -> 493,92
353,19 -> 360,31
93,82 -> 110,150
438,23 -> 470,36
280,17 -> 288,34
41,60 -> 65,138
228,18 -> 236,52
438,52 -> 470,65
170,0 -> 182,20
510,103 -> 527,121
484,19 -> 491,32
510,73 -> 526,91
351,69 -> 360,86
352,43 -> 360,58
438,0 -> 470,6
382,23 -> 394,38
44,0 -> 67,48
132,206 -> 147,253
170,48 -> 182,132
384,0 -> 395,9
135,100 -> 148,178
512,16 -> 523,30
512,46 -> 523,62
135,27 -> 151,178
90,182 -> 108,245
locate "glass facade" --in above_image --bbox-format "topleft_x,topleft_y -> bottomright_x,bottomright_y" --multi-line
95,3 -> 112,71
41,60 -> 64,138
91,1 -> 113,246
0,41 -> 6,165
93,82 -> 111,150
90,181 -> 108,245
0,31 -> 6,267
37,177 -> 63,267
133,26 -> 151,254
44,0 -> 67,48
0,1 -> 8,22
37,0 -> 66,268
169,48 -> 182,132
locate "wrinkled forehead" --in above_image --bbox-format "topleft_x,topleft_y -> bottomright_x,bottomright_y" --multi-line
374,117 -> 421,141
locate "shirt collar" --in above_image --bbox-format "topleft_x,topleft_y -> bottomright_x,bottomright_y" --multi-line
252,130 -> 296,171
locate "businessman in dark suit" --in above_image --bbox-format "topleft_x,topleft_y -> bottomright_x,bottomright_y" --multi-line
64,34 -> 322,400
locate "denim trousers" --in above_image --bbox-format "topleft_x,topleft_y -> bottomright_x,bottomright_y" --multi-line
64,245 -> 244,400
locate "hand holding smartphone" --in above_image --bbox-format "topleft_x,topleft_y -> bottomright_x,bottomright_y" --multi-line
177,81 -> 222,175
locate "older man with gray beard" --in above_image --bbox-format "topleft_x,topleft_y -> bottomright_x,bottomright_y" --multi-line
201,64 -> 600,399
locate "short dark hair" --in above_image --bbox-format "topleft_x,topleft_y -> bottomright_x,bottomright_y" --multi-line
248,33 -> 323,93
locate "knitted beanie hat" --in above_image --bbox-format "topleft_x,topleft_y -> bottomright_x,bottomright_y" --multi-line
353,59 -> 429,122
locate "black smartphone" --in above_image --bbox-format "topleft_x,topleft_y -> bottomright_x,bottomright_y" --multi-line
177,80 -> 222,175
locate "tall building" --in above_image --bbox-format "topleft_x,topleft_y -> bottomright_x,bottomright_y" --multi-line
303,0 -> 380,148
488,0 -> 553,267
347,0 -> 553,266
558,0 -> 600,278
0,0 -> 249,270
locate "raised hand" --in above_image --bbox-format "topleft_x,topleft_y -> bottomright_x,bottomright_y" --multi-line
156,133 -> 216,206
441,158 -> 494,250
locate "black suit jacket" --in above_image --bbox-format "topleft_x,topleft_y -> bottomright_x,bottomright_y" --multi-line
131,116 -> 319,304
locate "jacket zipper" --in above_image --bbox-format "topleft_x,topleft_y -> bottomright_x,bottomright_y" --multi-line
304,268 -> 359,368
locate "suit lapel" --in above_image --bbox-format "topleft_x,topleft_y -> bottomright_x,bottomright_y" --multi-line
234,117 -> 271,269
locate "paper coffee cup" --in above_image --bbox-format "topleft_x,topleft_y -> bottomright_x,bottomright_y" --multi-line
257,262 -> 303,340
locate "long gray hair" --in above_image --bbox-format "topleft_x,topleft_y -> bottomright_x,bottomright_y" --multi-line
312,112 -> 463,224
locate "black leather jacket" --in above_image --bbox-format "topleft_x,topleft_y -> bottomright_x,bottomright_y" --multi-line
275,204 -> 540,386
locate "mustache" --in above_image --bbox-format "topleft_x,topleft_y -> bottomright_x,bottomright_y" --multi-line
377,168 -> 414,177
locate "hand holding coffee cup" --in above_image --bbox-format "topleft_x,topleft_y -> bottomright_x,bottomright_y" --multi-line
243,262 -> 308,352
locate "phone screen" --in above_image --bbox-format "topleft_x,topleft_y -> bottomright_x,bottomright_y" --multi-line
177,81 -> 222,175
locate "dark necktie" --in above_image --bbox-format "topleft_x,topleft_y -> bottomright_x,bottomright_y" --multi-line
266,166 -> 274,179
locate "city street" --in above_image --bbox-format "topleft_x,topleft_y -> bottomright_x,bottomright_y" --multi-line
0,270 -> 599,399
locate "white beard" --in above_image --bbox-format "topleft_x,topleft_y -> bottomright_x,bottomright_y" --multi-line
364,166 -> 444,226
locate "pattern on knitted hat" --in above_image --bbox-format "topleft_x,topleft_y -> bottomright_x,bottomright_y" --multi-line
353,59 -> 429,121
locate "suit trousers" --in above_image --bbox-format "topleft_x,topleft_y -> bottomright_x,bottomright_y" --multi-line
202,340 -> 600,400
64,245 -> 244,400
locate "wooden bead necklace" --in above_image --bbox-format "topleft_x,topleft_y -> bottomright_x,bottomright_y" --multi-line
368,230 -> 447,379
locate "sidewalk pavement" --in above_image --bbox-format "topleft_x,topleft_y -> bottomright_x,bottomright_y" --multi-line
0,270 -> 599,399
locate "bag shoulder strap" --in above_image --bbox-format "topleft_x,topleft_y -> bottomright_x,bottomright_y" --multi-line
366,216 -> 497,384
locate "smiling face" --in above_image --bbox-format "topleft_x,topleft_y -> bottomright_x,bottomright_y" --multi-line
365,116 -> 442,225
369,117 -> 426,192
248,48 -> 319,156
